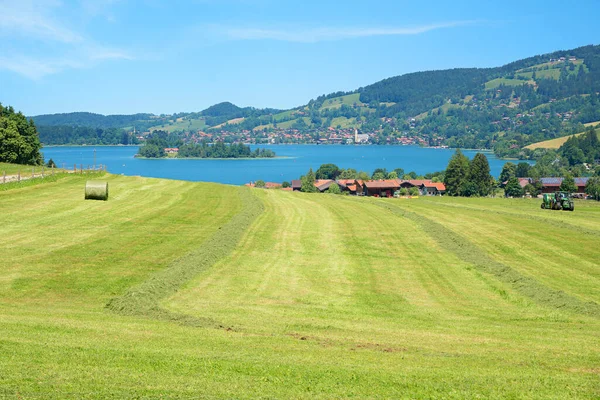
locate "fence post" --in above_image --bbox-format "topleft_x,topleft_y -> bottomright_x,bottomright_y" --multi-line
32,167 -> 35,179
42,165 -> 45,178
52,165 -> 54,176
18,170 -> 21,182
2,171 -> 5,183
74,164 -> 77,173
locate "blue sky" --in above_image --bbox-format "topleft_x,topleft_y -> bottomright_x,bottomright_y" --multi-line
1,0 -> 599,116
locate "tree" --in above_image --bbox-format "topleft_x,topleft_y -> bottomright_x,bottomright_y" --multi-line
0,104 -> 43,165
255,180 -> 265,188
468,153 -> 493,196
326,183 -> 341,194
585,176 -> 600,200
515,162 -> 531,178
315,163 -> 340,180
372,171 -> 386,180
505,176 -> 523,197
387,171 -> 398,179
560,174 -> 577,193
499,162 -> 516,184
339,168 -> 357,179
46,158 -> 56,168
301,168 -> 318,193
444,149 -> 470,196
409,187 -> 420,196
357,171 -> 370,181
282,181 -> 291,188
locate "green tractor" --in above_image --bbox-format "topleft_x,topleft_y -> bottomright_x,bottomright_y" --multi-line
541,191 -> 574,211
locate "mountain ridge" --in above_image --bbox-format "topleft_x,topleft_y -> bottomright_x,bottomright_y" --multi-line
30,44 -> 600,156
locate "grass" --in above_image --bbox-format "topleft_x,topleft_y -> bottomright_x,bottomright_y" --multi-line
0,162 -> 67,178
319,93 -> 363,110
149,117 -> 207,133
524,122 -> 600,149
1,180 -> 600,398
485,77 -> 533,90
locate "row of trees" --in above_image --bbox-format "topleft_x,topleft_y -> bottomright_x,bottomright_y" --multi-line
0,104 -> 43,165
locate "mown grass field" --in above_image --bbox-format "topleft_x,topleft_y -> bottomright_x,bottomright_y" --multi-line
525,122 -> 600,149
1,176 -> 599,398
149,117 -> 207,133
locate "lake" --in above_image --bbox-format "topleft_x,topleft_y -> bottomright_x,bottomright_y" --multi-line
42,145 -> 523,185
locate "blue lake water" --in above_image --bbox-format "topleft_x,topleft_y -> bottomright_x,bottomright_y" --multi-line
42,145 -> 522,185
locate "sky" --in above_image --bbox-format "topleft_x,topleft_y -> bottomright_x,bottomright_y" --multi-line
1,0 -> 600,116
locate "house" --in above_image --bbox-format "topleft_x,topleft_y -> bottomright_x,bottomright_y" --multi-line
164,147 -> 179,154
291,179 -> 302,191
420,182 -> 446,196
314,179 -> 335,192
540,177 -> 589,194
363,179 -> 402,197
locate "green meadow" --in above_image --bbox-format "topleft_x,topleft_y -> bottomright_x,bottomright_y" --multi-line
1,174 -> 599,398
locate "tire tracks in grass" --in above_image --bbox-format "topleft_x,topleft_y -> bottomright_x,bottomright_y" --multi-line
105,187 -> 264,328
376,201 -> 600,319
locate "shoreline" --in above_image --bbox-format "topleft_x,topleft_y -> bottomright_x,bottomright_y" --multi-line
134,156 -> 294,160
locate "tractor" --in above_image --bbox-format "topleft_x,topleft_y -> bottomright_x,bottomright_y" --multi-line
540,191 -> 574,211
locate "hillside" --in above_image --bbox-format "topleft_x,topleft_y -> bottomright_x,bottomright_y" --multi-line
30,45 -> 600,155
525,120 -> 600,149
1,175 -> 600,397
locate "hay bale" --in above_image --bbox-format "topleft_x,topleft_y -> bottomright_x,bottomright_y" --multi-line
85,181 -> 109,201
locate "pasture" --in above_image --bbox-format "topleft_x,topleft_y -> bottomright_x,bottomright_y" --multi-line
525,122 -> 600,149
1,176 -> 599,398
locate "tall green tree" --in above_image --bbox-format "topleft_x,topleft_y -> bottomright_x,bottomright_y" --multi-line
301,168 -> 318,193
444,149 -> 470,196
0,104 -> 43,165
585,176 -> 600,200
315,163 -> 341,180
505,177 -> 524,197
468,153 -> 493,196
499,162 -> 516,184
515,162 -> 532,178
560,174 -> 577,193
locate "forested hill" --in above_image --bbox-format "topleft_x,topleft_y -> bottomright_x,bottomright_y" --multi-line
30,44 -> 600,154
32,112 -> 154,129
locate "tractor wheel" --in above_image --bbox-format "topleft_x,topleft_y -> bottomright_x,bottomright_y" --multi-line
570,204 -> 575,211
540,203 -> 545,209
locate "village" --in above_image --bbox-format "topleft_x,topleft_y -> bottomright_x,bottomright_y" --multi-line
246,176 -> 593,198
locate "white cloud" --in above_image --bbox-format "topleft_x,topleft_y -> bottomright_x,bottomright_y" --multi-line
0,0 -> 133,79
0,0 -> 82,43
218,21 -> 477,43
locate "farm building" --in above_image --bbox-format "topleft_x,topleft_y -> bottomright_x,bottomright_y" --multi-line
540,177 -> 589,194
420,181 -> 446,196
363,179 -> 402,197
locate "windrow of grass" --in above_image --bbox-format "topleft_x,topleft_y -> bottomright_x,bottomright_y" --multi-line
106,187 -> 264,326
377,199 -> 600,318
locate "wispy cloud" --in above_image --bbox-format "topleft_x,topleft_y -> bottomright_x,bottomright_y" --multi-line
217,21 -> 477,43
0,0 -> 132,79
0,0 -> 82,43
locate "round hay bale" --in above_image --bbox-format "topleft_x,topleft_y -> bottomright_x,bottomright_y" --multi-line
85,181 -> 109,201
